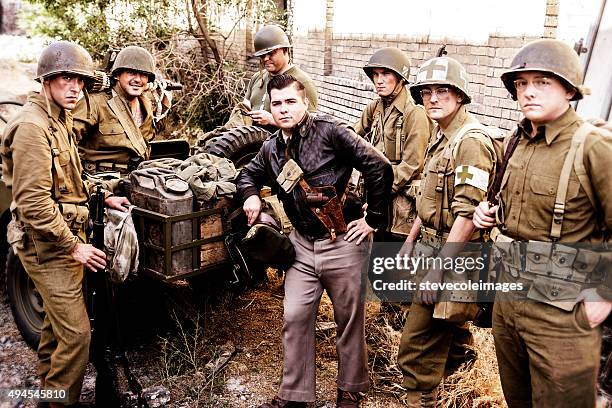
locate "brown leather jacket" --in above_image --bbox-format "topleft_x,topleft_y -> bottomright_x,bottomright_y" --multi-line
236,112 -> 393,240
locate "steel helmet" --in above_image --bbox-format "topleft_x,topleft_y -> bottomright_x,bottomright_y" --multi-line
253,25 -> 292,57
363,47 -> 411,83
410,56 -> 471,105
501,39 -> 586,101
111,46 -> 156,82
36,41 -> 95,82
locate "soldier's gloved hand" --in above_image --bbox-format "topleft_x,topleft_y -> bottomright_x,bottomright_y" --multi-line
473,201 -> 498,229
248,110 -> 275,126
416,267 -> 443,305
244,195 -> 262,225
72,243 -> 107,272
105,196 -> 130,212
345,217 -> 374,246
577,288 -> 612,328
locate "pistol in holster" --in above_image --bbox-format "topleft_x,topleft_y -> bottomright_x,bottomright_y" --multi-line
299,179 -> 347,241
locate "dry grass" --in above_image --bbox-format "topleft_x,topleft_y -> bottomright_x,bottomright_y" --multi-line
437,327 -> 506,408
316,295 -> 506,407
126,272 -> 507,407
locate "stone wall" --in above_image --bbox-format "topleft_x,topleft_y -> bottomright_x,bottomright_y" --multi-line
292,31 -> 540,130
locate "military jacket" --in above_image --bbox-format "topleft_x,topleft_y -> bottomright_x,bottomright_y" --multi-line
499,107 -> 612,243
2,92 -> 91,255
73,84 -> 155,167
417,106 -> 495,234
354,86 -> 432,193
236,112 -> 392,240
224,65 -> 318,129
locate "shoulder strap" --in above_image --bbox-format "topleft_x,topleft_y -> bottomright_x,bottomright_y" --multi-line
394,112 -> 403,162
47,125 -> 69,197
550,122 -> 597,240
573,123 -> 598,210
393,97 -> 421,163
431,123 -> 484,233
449,124 -> 493,163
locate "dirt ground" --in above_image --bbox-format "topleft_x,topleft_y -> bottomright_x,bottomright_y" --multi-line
0,271 -> 508,408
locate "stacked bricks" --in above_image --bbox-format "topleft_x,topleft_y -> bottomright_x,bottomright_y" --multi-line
545,0 -> 560,38
291,32 -> 539,130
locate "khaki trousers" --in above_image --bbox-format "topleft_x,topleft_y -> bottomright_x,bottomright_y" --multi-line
398,302 -> 474,391
493,300 -> 601,408
17,234 -> 90,405
278,230 -> 371,402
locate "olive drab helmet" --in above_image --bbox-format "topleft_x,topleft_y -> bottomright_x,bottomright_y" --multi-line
501,39 -> 586,101
36,41 -> 95,82
253,25 -> 292,57
409,56 -> 471,105
363,47 -> 411,83
111,46 -> 156,82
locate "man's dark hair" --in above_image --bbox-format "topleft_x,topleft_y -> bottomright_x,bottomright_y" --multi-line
267,74 -> 305,97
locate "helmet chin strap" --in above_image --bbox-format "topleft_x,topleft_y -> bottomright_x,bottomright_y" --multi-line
83,86 -> 91,120
381,80 -> 404,108
41,79 -> 53,118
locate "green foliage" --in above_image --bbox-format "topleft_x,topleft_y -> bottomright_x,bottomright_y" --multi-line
21,0 -> 186,60
21,0 -> 286,132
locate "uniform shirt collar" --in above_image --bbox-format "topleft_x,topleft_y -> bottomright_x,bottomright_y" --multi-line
112,83 -> 153,119
517,106 -> 579,145
435,104 -> 470,140
28,91 -> 64,122
389,86 -> 409,113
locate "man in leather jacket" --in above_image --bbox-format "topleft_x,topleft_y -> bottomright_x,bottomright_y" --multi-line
236,74 -> 392,408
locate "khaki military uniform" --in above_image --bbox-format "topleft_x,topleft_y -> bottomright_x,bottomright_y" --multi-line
224,65 -> 318,129
1,92 -> 109,404
398,105 -> 496,392
492,107 -> 612,408
73,83 -> 155,173
354,86 -> 432,236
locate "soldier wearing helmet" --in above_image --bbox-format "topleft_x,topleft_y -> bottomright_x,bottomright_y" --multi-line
73,45 -> 170,174
1,41 -> 129,405
355,47 -> 432,241
396,56 -> 496,407
473,39 -> 612,408
223,25 -> 318,129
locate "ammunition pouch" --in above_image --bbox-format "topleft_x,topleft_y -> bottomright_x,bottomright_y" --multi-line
491,227 -> 607,310
419,226 -> 449,250
59,203 -> 90,232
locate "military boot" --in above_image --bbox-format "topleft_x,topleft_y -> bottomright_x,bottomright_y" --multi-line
403,388 -> 438,408
258,395 -> 306,408
336,389 -> 362,407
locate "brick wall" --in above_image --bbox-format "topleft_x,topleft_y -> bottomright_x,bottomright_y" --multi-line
292,31 -> 540,130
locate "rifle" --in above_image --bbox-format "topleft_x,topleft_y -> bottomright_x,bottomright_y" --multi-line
90,48 -> 183,93
473,129 -> 521,328
436,45 -> 448,58
89,185 -> 121,406
89,185 -> 146,407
